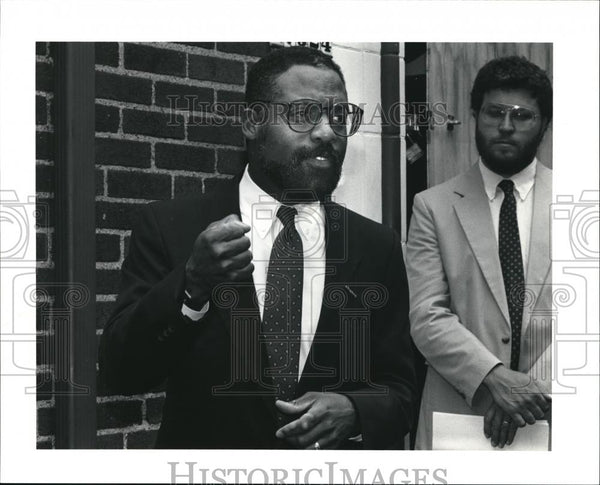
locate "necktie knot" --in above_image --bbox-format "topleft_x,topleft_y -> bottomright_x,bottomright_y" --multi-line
277,205 -> 298,228
498,179 -> 515,195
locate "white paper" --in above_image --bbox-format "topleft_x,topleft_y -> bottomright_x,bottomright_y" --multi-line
432,412 -> 550,451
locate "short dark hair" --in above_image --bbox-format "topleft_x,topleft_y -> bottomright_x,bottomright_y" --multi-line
470,56 -> 553,121
245,46 -> 346,104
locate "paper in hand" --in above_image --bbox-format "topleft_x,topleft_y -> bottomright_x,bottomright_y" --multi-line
432,412 -> 549,451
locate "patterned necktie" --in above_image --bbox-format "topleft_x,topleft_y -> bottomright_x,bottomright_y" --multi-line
498,179 -> 525,370
262,205 -> 303,407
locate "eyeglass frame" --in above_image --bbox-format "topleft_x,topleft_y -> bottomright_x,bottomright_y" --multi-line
479,102 -> 541,130
248,98 -> 364,137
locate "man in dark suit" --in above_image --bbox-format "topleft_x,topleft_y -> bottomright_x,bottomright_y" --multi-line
100,46 -> 415,449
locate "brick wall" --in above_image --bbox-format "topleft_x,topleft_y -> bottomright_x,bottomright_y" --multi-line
36,41 -> 271,448
36,41 -> 57,449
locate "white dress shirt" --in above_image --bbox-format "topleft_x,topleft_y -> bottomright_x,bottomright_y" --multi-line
478,158 -> 537,276
239,166 -> 326,379
182,167 -> 327,380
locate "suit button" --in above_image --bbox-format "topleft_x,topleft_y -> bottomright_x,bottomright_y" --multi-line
502,337 -> 510,344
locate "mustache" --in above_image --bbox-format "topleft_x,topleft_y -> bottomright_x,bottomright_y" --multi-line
292,145 -> 342,165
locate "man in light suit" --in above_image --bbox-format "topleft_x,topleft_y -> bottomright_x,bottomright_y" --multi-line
407,56 -> 553,450
100,47 -> 416,449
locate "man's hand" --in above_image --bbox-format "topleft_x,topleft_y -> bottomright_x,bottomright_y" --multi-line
274,392 -> 359,449
482,365 -> 551,427
185,214 -> 253,304
484,402 -> 518,448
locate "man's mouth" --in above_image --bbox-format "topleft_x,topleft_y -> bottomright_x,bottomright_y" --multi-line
306,155 -> 333,167
293,146 -> 341,169
493,140 -> 516,147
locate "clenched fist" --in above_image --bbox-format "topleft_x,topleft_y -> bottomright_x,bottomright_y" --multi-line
185,214 -> 253,307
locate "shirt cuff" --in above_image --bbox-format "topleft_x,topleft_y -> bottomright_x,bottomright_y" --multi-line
181,300 -> 210,321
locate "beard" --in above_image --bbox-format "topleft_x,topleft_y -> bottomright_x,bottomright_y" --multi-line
475,124 -> 543,176
255,140 -> 345,202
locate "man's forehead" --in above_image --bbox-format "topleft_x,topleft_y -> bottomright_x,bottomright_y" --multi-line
482,88 -> 539,111
271,64 -> 347,103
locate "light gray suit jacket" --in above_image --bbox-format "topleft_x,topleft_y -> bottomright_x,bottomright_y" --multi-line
407,162 -> 552,450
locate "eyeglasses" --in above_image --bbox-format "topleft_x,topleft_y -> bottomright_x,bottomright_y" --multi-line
480,103 -> 540,130
255,98 -> 364,137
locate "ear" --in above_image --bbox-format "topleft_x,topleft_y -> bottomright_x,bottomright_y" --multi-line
540,117 -> 550,135
471,108 -> 478,120
242,107 -> 261,140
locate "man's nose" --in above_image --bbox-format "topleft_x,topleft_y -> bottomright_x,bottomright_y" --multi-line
498,112 -> 516,134
310,112 -> 336,142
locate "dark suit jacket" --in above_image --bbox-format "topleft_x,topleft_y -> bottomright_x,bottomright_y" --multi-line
99,180 -> 416,449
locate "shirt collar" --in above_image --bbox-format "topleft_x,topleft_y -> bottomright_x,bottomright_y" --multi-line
479,157 -> 537,202
239,165 -> 324,240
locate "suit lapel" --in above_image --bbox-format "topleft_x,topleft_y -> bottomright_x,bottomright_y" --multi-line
298,203 -> 360,390
453,166 -> 511,327
522,164 -> 552,333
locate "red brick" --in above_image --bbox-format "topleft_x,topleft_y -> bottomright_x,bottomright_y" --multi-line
173,175 -> 203,198
154,81 -> 212,109
96,138 -> 151,168
97,269 -> 122,295
177,42 -> 214,50
36,163 -> 55,193
189,55 -> 244,85
97,400 -> 143,429
36,131 -> 54,161
96,233 -> 121,262
37,267 -> 56,285
36,196 -> 53,228
216,42 -> 270,58
37,232 -> 49,262
187,119 -> 244,147
155,143 -> 214,172
96,71 -> 152,105
37,333 -> 53,366
124,44 -> 186,76
217,149 -> 246,175
216,90 -> 246,117
204,177 -> 233,194
38,406 -> 56,436
217,89 -> 245,104
127,429 -> 158,449
36,42 -> 48,56
37,438 -> 53,449
35,370 -> 54,400
124,234 -> 131,257
96,201 -> 145,230
146,396 -> 165,424
37,306 -> 52,333
36,61 -> 53,92
95,42 -> 119,67
97,432 -> 124,449
123,109 -> 184,140
36,95 -> 47,125
96,104 -> 120,133
96,168 -> 105,196
96,300 -> 117,330
107,170 -> 171,200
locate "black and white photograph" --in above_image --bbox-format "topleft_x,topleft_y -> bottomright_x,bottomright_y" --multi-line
0,1 -> 598,484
